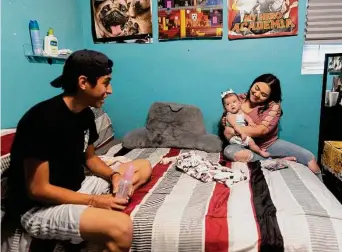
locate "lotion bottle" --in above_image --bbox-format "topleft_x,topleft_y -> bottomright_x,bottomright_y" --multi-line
44,28 -> 58,56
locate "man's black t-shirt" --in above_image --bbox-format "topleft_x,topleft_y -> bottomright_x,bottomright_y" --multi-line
5,94 -> 99,216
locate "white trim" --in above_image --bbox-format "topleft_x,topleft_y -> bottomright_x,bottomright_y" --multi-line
301,44 -> 342,75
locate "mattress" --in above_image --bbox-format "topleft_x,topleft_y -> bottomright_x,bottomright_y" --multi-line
3,145 -> 342,252
116,146 -> 342,252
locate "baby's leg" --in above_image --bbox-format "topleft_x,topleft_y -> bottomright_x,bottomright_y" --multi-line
248,138 -> 270,158
224,126 -> 235,141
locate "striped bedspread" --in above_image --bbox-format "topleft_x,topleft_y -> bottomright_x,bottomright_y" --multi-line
118,147 -> 342,252
3,146 -> 342,252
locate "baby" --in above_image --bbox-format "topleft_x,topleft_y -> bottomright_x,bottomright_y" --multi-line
222,90 -> 270,158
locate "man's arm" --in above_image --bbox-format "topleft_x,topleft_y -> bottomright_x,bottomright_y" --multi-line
25,158 -> 129,209
84,144 -> 118,181
25,159 -> 92,205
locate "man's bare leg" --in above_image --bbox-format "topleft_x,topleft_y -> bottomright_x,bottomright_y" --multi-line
79,160 -> 152,251
79,207 -> 133,252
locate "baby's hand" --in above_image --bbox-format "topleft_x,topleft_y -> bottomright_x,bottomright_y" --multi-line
249,122 -> 256,127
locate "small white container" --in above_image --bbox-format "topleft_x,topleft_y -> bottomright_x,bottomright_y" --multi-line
329,92 -> 339,107
44,28 -> 58,56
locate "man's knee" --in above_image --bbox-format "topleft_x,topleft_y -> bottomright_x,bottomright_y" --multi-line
106,213 -> 133,249
80,208 -> 133,250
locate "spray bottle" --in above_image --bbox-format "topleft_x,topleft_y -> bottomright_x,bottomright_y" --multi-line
29,20 -> 43,55
116,165 -> 134,199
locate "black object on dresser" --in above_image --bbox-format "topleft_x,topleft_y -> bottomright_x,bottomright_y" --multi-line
317,53 -> 342,204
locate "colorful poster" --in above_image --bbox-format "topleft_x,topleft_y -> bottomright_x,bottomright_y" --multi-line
228,0 -> 298,40
91,0 -> 153,43
158,0 -> 223,41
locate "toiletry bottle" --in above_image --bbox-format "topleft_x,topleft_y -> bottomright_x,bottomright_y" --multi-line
44,28 -> 59,56
116,165 -> 134,199
29,20 -> 43,55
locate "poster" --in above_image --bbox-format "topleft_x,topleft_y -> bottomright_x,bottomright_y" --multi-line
91,0 -> 153,43
158,0 -> 223,41
228,0 -> 298,40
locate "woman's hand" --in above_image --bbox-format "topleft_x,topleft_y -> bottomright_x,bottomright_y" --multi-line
112,173 -> 135,198
249,122 -> 257,127
221,116 -> 227,126
233,125 -> 245,138
240,132 -> 248,141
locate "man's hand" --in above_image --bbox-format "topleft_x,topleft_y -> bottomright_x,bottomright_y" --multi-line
111,173 -> 122,195
88,194 -> 128,211
111,173 -> 135,198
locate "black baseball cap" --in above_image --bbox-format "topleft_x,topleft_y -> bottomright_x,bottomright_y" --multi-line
51,49 -> 113,88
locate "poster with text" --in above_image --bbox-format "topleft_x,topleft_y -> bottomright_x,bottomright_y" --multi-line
228,0 -> 298,40
158,0 -> 223,41
91,0 -> 153,43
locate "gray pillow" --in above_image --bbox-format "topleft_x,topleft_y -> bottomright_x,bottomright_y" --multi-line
123,102 -> 222,152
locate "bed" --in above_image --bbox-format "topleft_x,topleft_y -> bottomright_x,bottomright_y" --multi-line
98,145 -> 342,252
2,108 -> 342,252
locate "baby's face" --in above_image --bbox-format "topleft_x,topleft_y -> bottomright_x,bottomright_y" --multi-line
224,95 -> 241,114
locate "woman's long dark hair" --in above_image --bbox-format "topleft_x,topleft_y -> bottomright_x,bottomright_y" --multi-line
246,73 -> 283,115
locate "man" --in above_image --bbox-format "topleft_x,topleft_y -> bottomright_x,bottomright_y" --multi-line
4,49 -> 152,252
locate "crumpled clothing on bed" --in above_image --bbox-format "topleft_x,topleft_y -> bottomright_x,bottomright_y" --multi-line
261,159 -> 289,171
162,151 -> 247,188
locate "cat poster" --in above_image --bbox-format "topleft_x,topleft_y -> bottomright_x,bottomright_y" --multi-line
228,0 -> 298,40
91,0 -> 153,43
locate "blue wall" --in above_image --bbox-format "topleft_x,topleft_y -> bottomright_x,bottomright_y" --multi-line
1,0 -> 323,156
1,0 -> 84,128
79,0 -> 323,156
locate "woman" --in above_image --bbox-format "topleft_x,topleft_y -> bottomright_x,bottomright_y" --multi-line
222,73 -> 322,179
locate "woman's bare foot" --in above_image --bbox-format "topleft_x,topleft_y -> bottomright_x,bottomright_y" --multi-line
258,149 -> 270,158
282,156 -> 297,162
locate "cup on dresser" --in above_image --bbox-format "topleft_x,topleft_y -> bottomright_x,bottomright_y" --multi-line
328,91 -> 339,107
